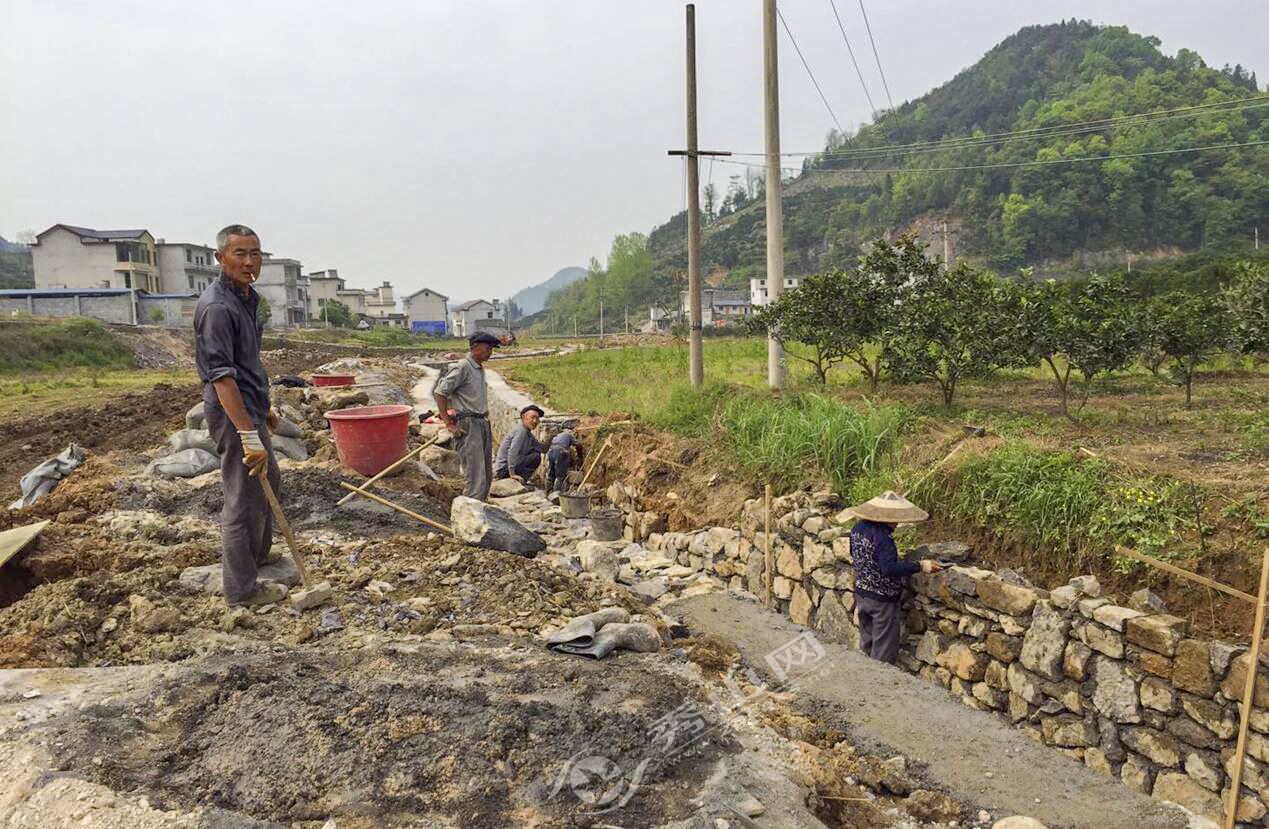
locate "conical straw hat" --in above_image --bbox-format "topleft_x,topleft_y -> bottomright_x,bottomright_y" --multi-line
840,490 -> 928,523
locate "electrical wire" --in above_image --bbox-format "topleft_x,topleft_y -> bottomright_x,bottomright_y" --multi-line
776,7 -> 845,135
725,95 -> 1269,159
856,0 -> 895,113
827,0 -> 877,118
711,138 -> 1269,176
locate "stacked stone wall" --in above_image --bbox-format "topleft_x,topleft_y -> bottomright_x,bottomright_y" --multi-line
605,481 -> 1269,827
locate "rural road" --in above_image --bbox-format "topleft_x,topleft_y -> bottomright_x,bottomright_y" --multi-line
669,591 -> 1191,829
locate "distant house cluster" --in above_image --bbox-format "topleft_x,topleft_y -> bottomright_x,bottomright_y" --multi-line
10,223 -> 453,334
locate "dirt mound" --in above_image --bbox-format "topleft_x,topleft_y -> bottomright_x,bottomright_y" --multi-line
0,383 -> 198,501
41,647 -> 733,828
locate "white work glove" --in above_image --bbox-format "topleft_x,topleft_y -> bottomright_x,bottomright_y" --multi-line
920,559 -> 943,574
239,429 -> 269,477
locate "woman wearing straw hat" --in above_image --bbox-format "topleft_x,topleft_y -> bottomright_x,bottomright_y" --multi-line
843,491 -> 942,664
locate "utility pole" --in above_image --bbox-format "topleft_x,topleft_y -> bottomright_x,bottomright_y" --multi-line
625,304 -> 629,334
598,286 -> 604,340
670,3 -> 731,387
1256,226 -> 1260,250
574,316 -> 578,337
942,220 -> 951,266
763,0 -> 785,389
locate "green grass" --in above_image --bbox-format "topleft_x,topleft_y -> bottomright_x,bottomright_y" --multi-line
0,318 -> 136,375
0,368 -> 197,419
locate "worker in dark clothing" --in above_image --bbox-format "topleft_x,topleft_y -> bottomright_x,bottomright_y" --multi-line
846,491 -> 941,663
494,404 -> 547,482
545,428 -> 584,494
194,224 -> 286,607
433,332 -> 500,500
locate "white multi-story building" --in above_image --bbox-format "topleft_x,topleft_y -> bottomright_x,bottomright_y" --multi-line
451,299 -> 507,338
749,276 -> 801,307
403,287 -> 449,335
31,224 -> 161,293
156,241 -> 218,293
306,269 -> 344,322
256,256 -> 308,327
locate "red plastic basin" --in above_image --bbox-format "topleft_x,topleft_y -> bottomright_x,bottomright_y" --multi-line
313,374 -> 355,387
325,404 -> 413,476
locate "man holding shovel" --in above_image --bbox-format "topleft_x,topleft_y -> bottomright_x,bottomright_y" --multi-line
194,224 -> 287,606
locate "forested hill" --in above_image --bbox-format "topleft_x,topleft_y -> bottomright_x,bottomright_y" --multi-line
650,20 -> 1268,282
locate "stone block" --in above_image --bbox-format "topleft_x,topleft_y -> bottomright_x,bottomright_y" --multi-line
958,615 -> 989,639
1077,596 -> 1110,618
1068,574 -> 1102,597
1218,788 -> 1266,823
1184,751 -> 1224,792
1140,676 -> 1178,713
1091,655 -> 1142,724
1128,646 -> 1174,678
1064,640 -> 1093,681
772,576 -> 794,600
1122,727 -> 1182,767
814,589 -> 857,646
789,585 -> 814,626
809,565 -> 851,590
1077,621 -> 1125,659
1128,588 -> 1168,614
1167,716 -> 1219,751
984,632 -> 1023,663
1099,716 -> 1126,763
1020,600 -> 1069,681
775,545 -> 803,580
1008,662 -> 1045,705
1042,714 -> 1097,748
801,537 -> 833,571
1092,604 -> 1144,632
938,641 -> 989,682
1000,614 -> 1027,636
1152,772 -> 1222,823
944,565 -> 993,596
1209,642 -> 1240,679
1008,691 -> 1032,723
1126,614 -> 1188,657
977,579 -> 1039,616
831,536 -> 852,563
1121,753 -> 1154,794
1049,584 -> 1079,609
290,581 -> 333,611
915,631 -> 945,665
1172,639 -> 1217,697
1084,747 -> 1114,775
1221,652 -> 1269,710
985,659 -> 1010,691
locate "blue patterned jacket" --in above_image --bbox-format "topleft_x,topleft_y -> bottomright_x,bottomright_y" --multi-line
851,519 -> 920,603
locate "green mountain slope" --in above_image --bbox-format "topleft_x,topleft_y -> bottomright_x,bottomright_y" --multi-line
650,20 -> 1268,279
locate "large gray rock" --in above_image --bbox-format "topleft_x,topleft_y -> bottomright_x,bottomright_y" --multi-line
577,539 -> 620,581
1091,655 -> 1142,723
1020,600 -> 1069,681
451,495 -> 545,557
421,445 -> 462,478
179,557 -> 302,595
489,477 -> 531,498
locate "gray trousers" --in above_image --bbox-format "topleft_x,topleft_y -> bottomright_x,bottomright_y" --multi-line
456,418 -> 493,500
856,594 -> 903,664
545,447 -> 571,493
206,403 -> 280,603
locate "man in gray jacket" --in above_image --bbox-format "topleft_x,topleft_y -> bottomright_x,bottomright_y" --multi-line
194,224 -> 286,607
494,404 -> 546,483
433,332 -> 500,500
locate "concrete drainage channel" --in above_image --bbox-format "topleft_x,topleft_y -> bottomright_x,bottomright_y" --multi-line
0,354 -> 1212,828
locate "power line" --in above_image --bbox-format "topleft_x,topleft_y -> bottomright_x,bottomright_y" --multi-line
712,138 -> 1269,176
855,0 -> 895,113
726,96 -> 1269,159
826,0 -> 877,118
776,7 -> 844,135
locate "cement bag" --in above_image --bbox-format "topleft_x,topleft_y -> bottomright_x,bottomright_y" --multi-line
272,416 -> 305,439
168,428 -> 218,455
147,448 -> 219,479
185,402 -> 206,430
270,434 -> 309,461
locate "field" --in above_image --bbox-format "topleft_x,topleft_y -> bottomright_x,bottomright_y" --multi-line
500,337 -> 1269,638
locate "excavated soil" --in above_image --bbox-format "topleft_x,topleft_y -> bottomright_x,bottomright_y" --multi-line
37,647 -> 735,828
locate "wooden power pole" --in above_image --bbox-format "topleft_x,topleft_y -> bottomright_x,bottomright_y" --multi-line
670,3 -> 730,387
763,0 -> 785,389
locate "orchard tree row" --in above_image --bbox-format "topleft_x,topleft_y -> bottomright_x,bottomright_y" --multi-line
749,237 -> 1267,413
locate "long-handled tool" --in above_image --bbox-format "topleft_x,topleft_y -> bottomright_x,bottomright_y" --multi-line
257,474 -> 313,588
578,436 -> 612,490
338,482 -> 453,534
336,411 -> 438,506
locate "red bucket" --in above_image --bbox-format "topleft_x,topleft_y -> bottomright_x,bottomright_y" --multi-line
325,404 -> 413,476
313,374 -> 355,387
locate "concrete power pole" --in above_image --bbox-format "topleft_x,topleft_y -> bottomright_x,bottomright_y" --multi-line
942,220 -> 951,266
763,0 -> 785,388
670,4 -> 731,387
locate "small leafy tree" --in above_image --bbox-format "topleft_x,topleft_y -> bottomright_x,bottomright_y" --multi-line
884,261 -> 1023,407
322,299 -> 354,328
750,270 -> 851,384
1224,261 -> 1268,363
257,295 -> 272,326
1156,291 -> 1230,406
847,237 -> 930,390
148,307 -> 165,325
1137,296 -> 1170,377
1025,274 -> 1138,418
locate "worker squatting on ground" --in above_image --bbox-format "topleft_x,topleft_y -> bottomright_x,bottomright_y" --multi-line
544,427 -> 584,494
493,404 -> 546,483
846,491 -> 943,664
193,224 -> 287,607
433,331 -> 501,500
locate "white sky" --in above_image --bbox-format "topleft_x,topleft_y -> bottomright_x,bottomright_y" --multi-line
2,1 -> 1265,303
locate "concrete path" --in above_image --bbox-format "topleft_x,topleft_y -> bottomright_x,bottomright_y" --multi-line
668,591 -> 1191,829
